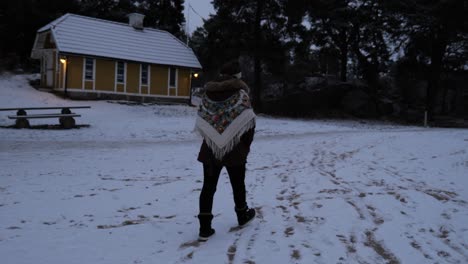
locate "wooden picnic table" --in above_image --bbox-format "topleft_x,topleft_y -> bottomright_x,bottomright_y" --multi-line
0,106 -> 91,129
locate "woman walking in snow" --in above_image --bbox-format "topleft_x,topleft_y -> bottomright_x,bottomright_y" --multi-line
194,60 -> 256,241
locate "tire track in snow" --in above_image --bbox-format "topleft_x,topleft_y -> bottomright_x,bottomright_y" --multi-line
302,134 -> 404,263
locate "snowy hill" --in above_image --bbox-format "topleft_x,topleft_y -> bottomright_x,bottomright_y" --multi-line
1,74 -> 467,264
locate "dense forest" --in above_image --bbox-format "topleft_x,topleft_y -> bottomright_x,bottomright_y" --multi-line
1,0 -> 467,123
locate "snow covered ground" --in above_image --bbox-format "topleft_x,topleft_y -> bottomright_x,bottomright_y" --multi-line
1,74 -> 467,264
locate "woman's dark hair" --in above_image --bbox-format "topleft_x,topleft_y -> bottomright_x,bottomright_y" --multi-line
220,60 -> 241,75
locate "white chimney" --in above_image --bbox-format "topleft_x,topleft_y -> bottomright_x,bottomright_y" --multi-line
128,13 -> 145,30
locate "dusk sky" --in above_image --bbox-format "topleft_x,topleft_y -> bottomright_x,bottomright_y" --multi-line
184,0 -> 214,34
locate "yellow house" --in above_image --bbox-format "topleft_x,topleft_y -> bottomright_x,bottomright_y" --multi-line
30,13 -> 202,103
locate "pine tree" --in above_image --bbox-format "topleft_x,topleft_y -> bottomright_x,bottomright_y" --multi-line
0,0 -> 81,70
191,0 -> 287,111
382,0 -> 468,118
79,0 -> 120,21
137,0 -> 186,38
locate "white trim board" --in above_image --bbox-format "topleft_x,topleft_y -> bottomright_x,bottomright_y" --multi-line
57,88 -> 189,99
167,67 -> 178,96
148,65 -> 151,95
139,63 -> 150,95
82,57 -> 95,90
124,62 -> 127,93
93,58 -> 96,91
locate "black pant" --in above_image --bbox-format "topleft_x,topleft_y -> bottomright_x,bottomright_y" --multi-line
199,162 -> 247,214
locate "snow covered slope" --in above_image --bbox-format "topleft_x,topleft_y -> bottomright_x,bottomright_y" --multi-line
1,74 -> 467,264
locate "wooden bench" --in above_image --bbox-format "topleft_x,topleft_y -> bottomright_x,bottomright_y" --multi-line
0,106 -> 91,129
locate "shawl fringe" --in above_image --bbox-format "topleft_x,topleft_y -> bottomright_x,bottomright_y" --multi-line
194,109 -> 256,161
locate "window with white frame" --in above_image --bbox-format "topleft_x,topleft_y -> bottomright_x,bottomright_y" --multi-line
85,58 -> 94,80
141,64 -> 148,85
169,67 -> 177,88
116,61 -> 125,83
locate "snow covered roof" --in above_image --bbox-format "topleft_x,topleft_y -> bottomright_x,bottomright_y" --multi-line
34,13 -> 202,69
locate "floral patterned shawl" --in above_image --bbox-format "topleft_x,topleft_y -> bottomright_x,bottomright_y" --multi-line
194,89 -> 256,160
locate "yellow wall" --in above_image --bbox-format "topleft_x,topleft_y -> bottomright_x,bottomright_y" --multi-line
49,54 -> 195,98
61,62 -> 66,89
58,58 -> 64,89
96,59 -> 115,92
150,65 -> 168,95
67,56 -> 83,89
84,81 -> 93,90
169,88 -> 176,96
178,68 -> 190,96
126,63 -> 139,93
116,83 -> 124,93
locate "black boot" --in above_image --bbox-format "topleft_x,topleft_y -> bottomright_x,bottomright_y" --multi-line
198,213 -> 215,241
235,207 -> 256,227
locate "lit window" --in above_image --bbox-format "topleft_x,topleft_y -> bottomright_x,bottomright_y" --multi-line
85,58 -> 94,80
117,61 -> 125,83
